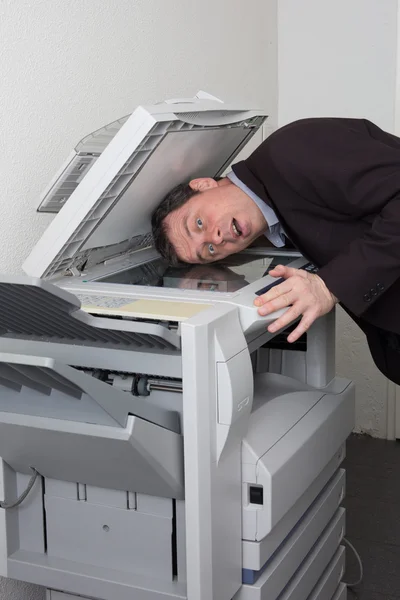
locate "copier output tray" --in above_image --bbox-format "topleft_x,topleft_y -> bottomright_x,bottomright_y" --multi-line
0,350 -> 183,500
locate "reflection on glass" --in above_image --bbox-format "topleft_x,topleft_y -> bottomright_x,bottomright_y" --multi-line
100,253 -> 295,292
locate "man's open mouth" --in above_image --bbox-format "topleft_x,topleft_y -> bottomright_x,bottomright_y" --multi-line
232,218 -> 242,237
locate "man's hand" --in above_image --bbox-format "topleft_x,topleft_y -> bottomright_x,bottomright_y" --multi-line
254,265 -> 338,342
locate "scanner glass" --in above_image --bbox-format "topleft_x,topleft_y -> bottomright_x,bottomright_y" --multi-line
99,252 -> 295,293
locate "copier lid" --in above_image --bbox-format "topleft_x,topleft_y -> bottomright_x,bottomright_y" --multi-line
23,91 -> 267,279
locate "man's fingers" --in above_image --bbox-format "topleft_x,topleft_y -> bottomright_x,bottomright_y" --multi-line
255,271 -> 310,308
257,291 -> 296,315
268,305 -> 319,339
269,265 -> 307,280
287,314 -> 317,343
254,279 -> 292,307
267,305 -> 303,334
254,269 -> 335,342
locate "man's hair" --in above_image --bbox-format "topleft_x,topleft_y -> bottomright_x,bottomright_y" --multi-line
151,182 -> 198,264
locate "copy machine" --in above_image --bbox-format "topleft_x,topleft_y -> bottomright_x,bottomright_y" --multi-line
0,92 -> 353,600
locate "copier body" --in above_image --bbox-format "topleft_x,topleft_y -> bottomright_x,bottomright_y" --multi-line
0,92 -> 354,600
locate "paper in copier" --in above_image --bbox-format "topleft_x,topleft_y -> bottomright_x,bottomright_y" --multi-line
0,91 -> 354,600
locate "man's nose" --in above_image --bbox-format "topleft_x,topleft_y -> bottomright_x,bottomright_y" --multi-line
211,228 -> 224,245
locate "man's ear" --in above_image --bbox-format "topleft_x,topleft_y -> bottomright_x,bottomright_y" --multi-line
189,178 -> 218,192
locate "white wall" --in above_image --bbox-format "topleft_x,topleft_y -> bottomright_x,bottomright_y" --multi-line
0,0 -> 277,598
0,0 -> 277,274
277,0 -> 399,437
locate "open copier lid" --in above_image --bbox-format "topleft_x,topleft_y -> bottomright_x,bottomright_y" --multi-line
23,91 -> 267,280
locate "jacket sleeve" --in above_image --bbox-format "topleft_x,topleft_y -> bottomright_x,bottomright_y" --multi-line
265,118 -> 400,317
317,195 -> 400,316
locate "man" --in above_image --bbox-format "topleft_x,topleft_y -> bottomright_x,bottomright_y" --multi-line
151,117 -> 400,385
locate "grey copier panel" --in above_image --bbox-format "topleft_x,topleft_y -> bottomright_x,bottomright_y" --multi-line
0,92 -> 354,600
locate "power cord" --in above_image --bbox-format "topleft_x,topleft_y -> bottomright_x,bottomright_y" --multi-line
342,537 -> 363,588
0,467 -> 39,509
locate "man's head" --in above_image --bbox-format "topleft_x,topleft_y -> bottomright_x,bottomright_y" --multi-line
151,177 -> 267,264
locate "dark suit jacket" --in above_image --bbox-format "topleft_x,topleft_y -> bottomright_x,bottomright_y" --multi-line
232,117 -> 400,381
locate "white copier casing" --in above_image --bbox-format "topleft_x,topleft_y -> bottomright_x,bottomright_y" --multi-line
0,92 -> 354,600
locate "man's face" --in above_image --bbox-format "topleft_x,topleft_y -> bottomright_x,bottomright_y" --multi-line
164,178 -> 267,264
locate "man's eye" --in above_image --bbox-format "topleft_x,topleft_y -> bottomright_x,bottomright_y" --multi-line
196,218 -> 203,229
208,244 -> 215,255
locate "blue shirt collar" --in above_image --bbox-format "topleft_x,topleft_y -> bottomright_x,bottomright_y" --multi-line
226,171 -> 285,247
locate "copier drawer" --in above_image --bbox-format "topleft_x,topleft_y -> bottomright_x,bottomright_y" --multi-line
243,456 -> 345,570
278,509 -> 345,600
307,546 -> 345,600
45,494 -> 173,580
242,373 -> 354,540
236,508 -> 345,600
242,469 -> 345,580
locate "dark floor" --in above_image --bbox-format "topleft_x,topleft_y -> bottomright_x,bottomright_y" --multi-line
344,433 -> 400,599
